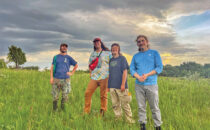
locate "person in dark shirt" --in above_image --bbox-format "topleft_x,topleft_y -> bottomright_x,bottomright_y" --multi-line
50,43 -> 78,111
108,43 -> 135,123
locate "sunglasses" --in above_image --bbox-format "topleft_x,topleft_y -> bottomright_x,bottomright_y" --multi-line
137,40 -> 145,43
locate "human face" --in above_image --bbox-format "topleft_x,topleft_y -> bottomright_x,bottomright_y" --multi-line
60,45 -> 68,53
111,45 -> 119,58
137,37 -> 148,51
93,40 -> 101,50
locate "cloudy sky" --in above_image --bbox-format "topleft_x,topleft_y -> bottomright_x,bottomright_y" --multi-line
0,0 -> 210,70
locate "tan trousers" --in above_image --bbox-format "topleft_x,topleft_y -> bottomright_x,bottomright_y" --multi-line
110,88 -> 133,122
84,78 -> 108,113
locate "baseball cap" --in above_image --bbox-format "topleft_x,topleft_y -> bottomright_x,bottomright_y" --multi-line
93,38 -> 101,42
60,43 -> 68,48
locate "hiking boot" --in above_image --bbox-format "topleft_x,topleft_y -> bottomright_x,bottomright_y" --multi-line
61,98 -> 65,111
155,126 -> 161,130
53,101 -> 57,111
100,109 -> 105,117
140,123 -> 146,130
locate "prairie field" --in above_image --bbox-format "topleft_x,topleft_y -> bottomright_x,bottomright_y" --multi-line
0,69 -> 209,130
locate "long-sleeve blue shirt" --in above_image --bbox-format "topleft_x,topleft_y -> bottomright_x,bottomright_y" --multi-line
130,49 -> 163,86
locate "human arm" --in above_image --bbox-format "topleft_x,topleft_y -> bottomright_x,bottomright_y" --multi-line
121,69 -> 127,91
142,51 -> 163,80
67,64 -> 78,76
130,55 -> 145,82
50,64 -> 54,84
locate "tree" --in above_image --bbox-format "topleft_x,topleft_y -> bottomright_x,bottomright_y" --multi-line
180,62 -> 202,72
204,64 -> 210,69
0,59 -> 7,68
7,45 -> 26,68
22,66 -> 39,70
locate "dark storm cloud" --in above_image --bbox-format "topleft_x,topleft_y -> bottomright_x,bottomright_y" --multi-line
0,0 -> 208,58
121,34 -> 198,56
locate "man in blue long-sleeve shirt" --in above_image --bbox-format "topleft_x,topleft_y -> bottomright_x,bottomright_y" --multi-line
130,35 -> 163,130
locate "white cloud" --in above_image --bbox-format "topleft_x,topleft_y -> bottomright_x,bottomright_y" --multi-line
1,0 -> 210,68
26,50 -> 91,70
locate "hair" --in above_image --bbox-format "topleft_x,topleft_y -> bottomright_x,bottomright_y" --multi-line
60,43 -> 68,48
135,35 -> 150,51
111,43 -> 122,56
60,43 -> 68,52
94,41 -> 110,51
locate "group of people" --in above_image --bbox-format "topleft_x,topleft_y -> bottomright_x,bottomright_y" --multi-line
50,35 -> 163,130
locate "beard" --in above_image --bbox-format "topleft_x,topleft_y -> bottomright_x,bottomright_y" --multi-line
139,47 -> 144,52
60,50 -> 67,53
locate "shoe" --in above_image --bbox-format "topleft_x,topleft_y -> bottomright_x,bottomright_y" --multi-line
100,109 -> 105,117
53,101 -> 57,111
140,123 -> 146,130
155,126 -> 161,130
61,98 -> 65,111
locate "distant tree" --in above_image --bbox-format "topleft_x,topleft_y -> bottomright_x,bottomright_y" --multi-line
161,64 -> 180,77
7,45 -> 26,68
201,64 -> 210,78
204,64 -> 210,69
22,66 -> 39,70
0,59 -> 7,68
180,62 -> 202,72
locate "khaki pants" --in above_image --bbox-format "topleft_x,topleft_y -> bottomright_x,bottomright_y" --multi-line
110,88 -> 134,122
84,78 -> 108,113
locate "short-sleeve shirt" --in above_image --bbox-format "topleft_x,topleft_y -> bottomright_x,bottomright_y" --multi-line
52,54 -> 77,79
89,51 -> 112,80
108,56 -> 129,89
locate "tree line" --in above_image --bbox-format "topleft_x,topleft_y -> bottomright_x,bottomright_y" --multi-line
160,62 -> 210,78
0,45 -> 210,78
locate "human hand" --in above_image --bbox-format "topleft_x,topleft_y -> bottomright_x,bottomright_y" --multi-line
137,76 -> 145,82
50,78 -> 54,85
121,85 -> 125,92
67,72 -> 73,76
142,74 -> 148,81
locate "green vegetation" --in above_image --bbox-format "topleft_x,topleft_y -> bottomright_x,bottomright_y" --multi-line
7,45 -> 26,68
0,69 -> 209,129
0,59 -> 7,69
161,62 -> 210,78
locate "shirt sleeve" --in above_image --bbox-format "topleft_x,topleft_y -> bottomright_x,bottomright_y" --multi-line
69,56 -> 77,66
121,56 -> 129,71
130,55 -> 137,77
154,51 -> 163,74
52,56 -> 56,65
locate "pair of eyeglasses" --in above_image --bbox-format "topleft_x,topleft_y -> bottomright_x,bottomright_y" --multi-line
137,40 -> 145,43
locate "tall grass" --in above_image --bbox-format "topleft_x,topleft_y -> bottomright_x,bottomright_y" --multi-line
0,69 -> 209,129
